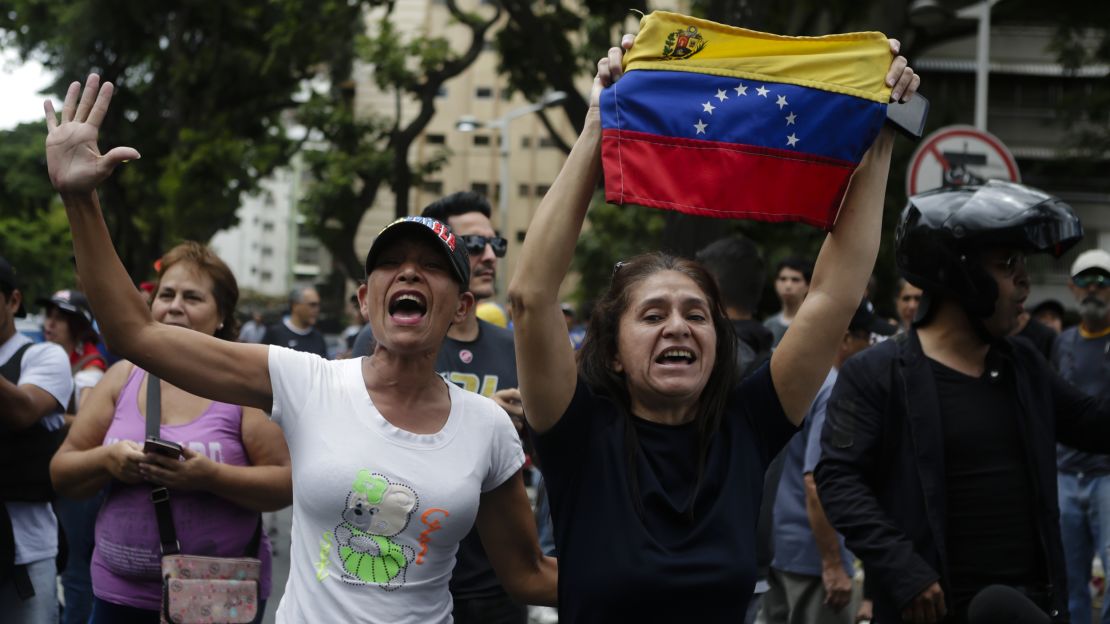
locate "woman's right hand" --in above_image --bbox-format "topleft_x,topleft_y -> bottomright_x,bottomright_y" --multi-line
104,440 -> 147,484
588,34 -> 635,112
44,74 -> 140,196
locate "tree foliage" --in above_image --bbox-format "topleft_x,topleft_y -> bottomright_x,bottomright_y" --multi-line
297,0 -> 499,280
0,122 -> 73,299
0,0 -> 369,279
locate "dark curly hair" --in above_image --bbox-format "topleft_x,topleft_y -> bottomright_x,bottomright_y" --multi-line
577,252 -> 738,515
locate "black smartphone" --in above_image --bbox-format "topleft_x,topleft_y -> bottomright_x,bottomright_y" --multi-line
143,436 -> 183,459
886,93 -> 930,140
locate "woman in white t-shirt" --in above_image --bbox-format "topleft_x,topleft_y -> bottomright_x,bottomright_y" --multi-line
44,74 -> 556,624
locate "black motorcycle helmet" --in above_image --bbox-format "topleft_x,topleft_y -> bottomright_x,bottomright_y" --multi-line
895,180 -> 1083,324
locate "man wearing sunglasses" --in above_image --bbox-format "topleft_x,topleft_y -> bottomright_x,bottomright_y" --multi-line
417,192 -> 529,624
1053,248 -> 1110,624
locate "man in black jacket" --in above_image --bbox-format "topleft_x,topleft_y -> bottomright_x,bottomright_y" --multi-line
815,181 -> 1110,624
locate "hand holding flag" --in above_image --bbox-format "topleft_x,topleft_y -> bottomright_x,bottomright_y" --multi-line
600,11 -> 918,229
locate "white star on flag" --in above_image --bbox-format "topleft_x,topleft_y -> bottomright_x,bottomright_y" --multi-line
776,95 -> 788,110
786,133 -> 799,147
715,89 -> 729,102
734,83 -> 748,96
702,101 -> 716,114
694,119 -> 708,134
756,86 -> 769,97
785,112 -> 797,126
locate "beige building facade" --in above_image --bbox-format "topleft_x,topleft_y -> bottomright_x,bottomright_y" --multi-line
352,0 -> 591,304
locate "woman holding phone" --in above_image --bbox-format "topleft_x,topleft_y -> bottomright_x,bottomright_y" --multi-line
50,242 -> 293,623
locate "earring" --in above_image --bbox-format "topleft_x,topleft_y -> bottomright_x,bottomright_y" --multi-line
217,323 -> 224,330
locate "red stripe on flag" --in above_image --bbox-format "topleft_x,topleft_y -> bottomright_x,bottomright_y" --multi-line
602,129 -> 857,229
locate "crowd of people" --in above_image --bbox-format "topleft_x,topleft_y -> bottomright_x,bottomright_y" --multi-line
0,30 -> 1108,624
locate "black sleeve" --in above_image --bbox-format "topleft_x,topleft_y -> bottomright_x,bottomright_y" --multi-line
814,354 -> 940,610
1052,362 -> 1110,453
743,362 -> 798,471
530,378 -> 601,494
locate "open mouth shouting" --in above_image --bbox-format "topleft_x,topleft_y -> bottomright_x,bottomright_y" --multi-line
655,347 -> 697,366
388,290 -> 428,326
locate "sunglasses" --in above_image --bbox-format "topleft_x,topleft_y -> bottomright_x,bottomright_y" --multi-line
460,234 -> 508,258
1074,273 -> 1110,289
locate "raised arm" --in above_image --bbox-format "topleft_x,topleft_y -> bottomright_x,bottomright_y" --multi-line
44,75 -> 272,410
771,43 -> 918,425
509,37 -> 632,433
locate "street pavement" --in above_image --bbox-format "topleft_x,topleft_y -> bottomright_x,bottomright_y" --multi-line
262,507 -> 292,624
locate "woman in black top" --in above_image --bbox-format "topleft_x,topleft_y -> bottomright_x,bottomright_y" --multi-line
508,35 -> 918,621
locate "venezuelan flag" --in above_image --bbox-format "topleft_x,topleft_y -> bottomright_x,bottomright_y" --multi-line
601,11 -> 893,228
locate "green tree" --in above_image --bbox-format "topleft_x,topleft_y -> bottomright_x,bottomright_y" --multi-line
297,0 -> 500,280
0,0 -> 371,278
0,121 -> 73,300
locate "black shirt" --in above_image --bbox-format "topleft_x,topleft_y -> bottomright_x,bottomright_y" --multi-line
533,364 -> 797,622
263,321 -> 328,358
932,358 -> 1043,612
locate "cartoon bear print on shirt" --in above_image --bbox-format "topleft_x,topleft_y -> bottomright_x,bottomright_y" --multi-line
333,469 -> 418,590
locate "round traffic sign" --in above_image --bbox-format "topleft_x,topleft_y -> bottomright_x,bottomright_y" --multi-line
906,125 -> 1020,196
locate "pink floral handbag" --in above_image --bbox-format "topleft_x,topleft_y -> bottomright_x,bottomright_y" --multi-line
161,554 -> 261,624
146,374 -> 263,624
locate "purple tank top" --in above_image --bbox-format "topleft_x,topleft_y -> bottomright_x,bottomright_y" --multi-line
91,366 -> 273,610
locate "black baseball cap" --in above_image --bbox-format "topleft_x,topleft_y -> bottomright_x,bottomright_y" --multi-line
37,289 -> 95,324
849,298 -> 896,336
364,216 -> 471,290
0,256 -> 27,318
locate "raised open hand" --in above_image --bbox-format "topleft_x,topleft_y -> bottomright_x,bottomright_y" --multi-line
44,74 -> 140,195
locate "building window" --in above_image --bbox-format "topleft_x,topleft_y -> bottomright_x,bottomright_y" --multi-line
475,87 -> 493,99
295,242 -> 317,263
422,180 -> 444,195
473,135 -> 490,147
521,136 -> 532,148
436,86 -> 448,98
471,182 -> 490,197
518,183 -> 530,198
426,133 -> 446,145
262,221 -> 275,232
261,246 -> 274,257
539,136 -> 557,148
535,184 -> 551,197
260,271 -> 273,282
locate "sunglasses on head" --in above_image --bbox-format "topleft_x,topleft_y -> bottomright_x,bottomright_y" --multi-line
460,234 -> 508,258
1074,273 -> 1110,289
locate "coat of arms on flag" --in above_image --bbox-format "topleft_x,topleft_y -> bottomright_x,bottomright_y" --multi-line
600,11 -> 894,229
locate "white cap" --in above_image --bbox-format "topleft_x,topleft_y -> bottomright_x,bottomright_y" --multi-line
1071,249 -> 1110,277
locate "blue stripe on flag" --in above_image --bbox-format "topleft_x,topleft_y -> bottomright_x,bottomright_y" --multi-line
601,69 -> 886,163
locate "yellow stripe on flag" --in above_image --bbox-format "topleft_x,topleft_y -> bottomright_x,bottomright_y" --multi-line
625,11 -> 893,103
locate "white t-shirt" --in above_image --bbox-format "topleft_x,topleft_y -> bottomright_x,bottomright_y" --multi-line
268,347 -> 524,624
0,333 -> 71,565
73,367 -> 105,406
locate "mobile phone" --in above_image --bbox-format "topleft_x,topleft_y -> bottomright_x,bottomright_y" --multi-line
143,436 -> 183,459
886,93 -> 930,140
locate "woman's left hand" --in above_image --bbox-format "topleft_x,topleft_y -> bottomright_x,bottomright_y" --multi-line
139,446 -> 218,491
885,39 -> 921,103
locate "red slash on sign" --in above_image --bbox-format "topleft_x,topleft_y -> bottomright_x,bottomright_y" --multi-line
906,125 -> 1020,196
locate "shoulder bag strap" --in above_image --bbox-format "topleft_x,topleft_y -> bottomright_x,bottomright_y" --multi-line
146,374 -> 180,555
0,342 -> 33,383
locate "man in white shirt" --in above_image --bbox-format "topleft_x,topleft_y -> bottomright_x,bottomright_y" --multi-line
0,256 -> 73,624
